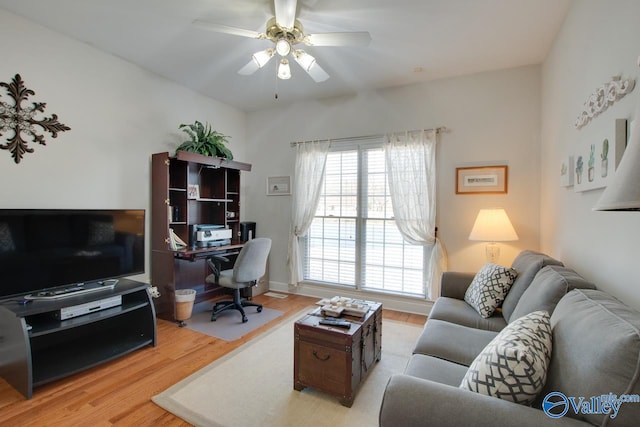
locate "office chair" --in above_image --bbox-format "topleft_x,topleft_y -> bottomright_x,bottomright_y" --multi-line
205,237 -> 271,323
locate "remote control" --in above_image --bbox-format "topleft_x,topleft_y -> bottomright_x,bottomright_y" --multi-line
319,319 -> 351,328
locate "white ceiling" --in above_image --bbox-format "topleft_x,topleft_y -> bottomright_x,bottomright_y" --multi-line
0,0 -> 571,112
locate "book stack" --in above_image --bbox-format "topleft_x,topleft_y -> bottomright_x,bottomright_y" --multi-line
316,296 -> 371,318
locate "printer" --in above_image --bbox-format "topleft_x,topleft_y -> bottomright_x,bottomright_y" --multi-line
189,224 -> 232,248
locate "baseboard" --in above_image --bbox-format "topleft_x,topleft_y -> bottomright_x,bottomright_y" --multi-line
267,281 -> 433,316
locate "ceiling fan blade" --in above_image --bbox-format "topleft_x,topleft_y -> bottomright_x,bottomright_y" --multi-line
238,60 -> 260,76
305,31 -> 371,47
193,20 -> 263,39
307,62 -> 329,83
274,0 -> 297,29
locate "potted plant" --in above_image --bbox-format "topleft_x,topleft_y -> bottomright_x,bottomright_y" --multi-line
175,120 -> 233,160
601,138 -> 609,177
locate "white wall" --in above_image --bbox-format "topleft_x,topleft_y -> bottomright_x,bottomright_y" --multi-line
540,0 -> 640,310
0,10 -> 246,283
244,66 -> 542,311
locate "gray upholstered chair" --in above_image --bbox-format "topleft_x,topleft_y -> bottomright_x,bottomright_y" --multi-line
205,237 -> 271,323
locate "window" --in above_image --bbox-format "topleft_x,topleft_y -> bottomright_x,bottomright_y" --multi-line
304,141 -> 427,297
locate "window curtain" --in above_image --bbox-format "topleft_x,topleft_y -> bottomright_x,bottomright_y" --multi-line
287,140 -> 330,285
384,130 -> 447,300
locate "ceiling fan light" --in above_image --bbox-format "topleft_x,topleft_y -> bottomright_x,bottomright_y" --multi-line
252,48 -> 274,68
275,39 -> 291,56
294,50 -> 316,71
278,58 -> 292,80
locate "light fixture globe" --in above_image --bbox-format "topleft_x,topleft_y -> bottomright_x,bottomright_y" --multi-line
278,58 -> 291,80
275,39 -> 291,56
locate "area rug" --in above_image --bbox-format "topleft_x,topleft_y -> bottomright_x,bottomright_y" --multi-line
153,308 -> 423,427
184,301 -> 284,341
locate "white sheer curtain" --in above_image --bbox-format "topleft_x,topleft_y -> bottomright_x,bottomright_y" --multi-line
384,129 -> 447,300
287,140 -> 330,285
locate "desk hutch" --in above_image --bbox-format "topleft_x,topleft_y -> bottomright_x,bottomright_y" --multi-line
151,151 -> 266,321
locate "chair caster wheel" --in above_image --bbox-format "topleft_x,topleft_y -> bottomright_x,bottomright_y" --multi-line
211,316 -> 217,322
242,316 -> 248,323
257,306 -> 263,313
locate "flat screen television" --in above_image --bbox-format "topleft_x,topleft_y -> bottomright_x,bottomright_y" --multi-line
0,209 -> 145,299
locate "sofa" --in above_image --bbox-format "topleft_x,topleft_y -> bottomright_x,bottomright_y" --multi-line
379,250 -> 640,426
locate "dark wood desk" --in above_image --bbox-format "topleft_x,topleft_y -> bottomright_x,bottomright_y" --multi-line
151,242 -> 268,322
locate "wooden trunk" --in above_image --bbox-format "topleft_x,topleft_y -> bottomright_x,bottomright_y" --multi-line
293,302 -> 382,407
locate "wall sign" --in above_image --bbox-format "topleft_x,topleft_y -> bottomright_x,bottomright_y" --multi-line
0,74 -> 70,163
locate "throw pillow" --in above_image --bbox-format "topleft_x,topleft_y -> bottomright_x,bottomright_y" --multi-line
459,310 -> 552,405
87,221 -> 115,246
0,222 -> 15,252
464,263 -> 517,318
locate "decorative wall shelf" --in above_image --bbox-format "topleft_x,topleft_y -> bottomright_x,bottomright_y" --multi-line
575,74 -> 635,129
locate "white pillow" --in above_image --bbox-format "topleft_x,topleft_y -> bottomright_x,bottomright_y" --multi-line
464,263 -> 517,318
459,310 -> 552,405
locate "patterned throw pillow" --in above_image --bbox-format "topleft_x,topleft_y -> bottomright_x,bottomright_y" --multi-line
459,310 -> 552,405
464,263 -> 517,318
87,221 -> 115,246
0,222 -> 16,253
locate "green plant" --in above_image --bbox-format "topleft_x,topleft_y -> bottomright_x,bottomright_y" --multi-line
588,144 -> 595,168
176,120 -> 233,160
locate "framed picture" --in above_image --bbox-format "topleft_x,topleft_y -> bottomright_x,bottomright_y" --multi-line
456,165 -> 508,194
187,184 -> 200,199
267,176 -> 291,196
560,155 -> 574,187
574,118 -> 627,193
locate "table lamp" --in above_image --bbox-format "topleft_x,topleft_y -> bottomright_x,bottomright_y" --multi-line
469,208 -> 519,263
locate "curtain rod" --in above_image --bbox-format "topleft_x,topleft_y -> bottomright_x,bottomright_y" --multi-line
289,126 -> 448,147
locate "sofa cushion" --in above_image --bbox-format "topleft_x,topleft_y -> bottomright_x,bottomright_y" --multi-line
460,311 -> 552,405
502,250 -> 564,322
509,266 -> 595,321
539,289 -> 640,426
413,319 -> 499,366
428,297 -> 507,332
404,354 -> 469,387
464,263 -> 517,318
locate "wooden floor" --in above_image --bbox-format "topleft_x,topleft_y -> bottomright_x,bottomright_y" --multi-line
0,293 -> 426,426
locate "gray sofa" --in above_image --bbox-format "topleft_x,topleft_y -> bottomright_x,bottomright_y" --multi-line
379,250 -> 640,426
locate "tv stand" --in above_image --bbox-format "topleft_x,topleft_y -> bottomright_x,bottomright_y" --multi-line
0,279 -> 156,399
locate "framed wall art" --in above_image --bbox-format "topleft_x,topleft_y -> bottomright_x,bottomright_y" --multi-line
456,165 -> 508,194
574,119 -> 626,193
187,184 -> 200,199
560,155 -> 574,187
266,176 -> 291,196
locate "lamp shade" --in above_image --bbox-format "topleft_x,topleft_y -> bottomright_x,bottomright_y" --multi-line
294,50 -> 316,71
252,48 -> 274,68
469,208 -> 519,241
593,110 -> 640,211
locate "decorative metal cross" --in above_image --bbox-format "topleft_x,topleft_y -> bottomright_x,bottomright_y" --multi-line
0,74 -> 70,164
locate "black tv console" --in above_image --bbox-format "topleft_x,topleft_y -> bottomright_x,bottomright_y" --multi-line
0,279 -> 156,399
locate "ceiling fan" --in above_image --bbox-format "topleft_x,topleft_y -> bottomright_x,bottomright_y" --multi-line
193,0 -> 371,82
